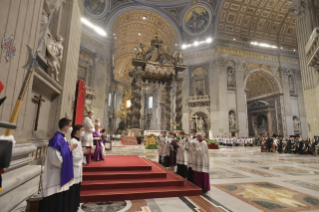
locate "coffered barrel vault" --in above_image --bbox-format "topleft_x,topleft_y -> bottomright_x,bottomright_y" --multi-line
217,0 -> 297,50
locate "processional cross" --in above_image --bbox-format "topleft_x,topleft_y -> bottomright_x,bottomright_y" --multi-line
33,95 -> 45,131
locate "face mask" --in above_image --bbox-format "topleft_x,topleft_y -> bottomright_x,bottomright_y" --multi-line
190,134 -> 194,137
91,115 -> 94,119
67,127 -> 73,134
97,122 -> 100,127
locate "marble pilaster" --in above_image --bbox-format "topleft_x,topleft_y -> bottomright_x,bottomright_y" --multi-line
289,0 -> 319,137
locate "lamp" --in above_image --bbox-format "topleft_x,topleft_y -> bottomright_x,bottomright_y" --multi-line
126,100 -> 131,108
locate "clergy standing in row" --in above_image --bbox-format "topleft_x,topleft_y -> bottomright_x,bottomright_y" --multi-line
157,131 -> 166,164
40,118 -> 78,212
93,123 -> 105,161
82,111 -> 95,164
163,132 -> 171,167
186,129 -> 197,183
192,133 -> 210,193
176,132 -> 188,178
70,125 -> 90,212
169,133 -> 179,172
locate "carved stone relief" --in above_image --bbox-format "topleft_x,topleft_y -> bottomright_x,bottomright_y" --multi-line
46,35 -> 64,82
293,115 -> 300,132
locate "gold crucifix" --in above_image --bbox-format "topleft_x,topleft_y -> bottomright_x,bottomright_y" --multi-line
171,121 -> 179,131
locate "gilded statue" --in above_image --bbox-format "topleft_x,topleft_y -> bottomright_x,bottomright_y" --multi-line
173,51 -> 183,65
46,34 -> 64,82
136,43 -> 145,59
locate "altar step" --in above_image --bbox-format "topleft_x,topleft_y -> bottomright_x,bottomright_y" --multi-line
80,155 -> 202,202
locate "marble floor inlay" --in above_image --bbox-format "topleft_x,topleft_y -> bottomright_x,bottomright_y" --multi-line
233,167 -> 281,177
262,166 -> 319,175
284,180 -> 319,191
213,182 -> 319,211
71,144 -> 319,212
209,168 -> 249,179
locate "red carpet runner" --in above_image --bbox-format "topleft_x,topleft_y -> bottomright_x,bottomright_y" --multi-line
80,155 -> 202,202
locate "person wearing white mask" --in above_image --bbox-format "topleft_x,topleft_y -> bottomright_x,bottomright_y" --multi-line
157,131 -> 167,165
40,118 -> 78,212
69,125 -> 90,211
186,129 -> 197,183
176,131 -> 188,178
82,111 -> 95,164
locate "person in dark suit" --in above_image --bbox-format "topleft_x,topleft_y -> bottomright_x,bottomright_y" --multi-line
266,137 -> 271,152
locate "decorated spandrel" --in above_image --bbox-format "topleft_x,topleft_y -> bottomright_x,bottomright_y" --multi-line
2,34 -> 17,61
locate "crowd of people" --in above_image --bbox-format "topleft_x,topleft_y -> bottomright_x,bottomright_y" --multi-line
260,136 -> 319,155
40,111 -> 107,212
157,130 -> 210,193
215,137 -> 255,146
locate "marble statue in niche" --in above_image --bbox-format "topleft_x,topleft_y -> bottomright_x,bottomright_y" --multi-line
229,111 -> 237,129
293,116 -> 300,132
289,75 -> 295,93
227,66 -> 235,87
46,35 -> 64,82
197,117 -> 205,133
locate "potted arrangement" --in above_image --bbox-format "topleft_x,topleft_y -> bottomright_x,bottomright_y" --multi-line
135,135 -> 144,144
206,139 -> 219,149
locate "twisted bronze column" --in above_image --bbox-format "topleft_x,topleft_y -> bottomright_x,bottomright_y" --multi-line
165,83 -> 172,131
175,77 -> 183,130
131,68 -> 143,129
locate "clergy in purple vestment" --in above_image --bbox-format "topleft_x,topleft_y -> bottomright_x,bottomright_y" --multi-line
169,133 -> 178,172
93,124 -> 105,161
192,133 -> 210,193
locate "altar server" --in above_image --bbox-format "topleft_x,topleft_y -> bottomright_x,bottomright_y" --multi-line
176,132 -> 188,178
70,125 -> 90,211
157,131 -> 166,164
40,118 -> 78,212
192,133 -> 210,193
82,111 -> 95,164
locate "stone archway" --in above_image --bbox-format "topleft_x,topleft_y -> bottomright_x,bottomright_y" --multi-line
244,64 -> 285,137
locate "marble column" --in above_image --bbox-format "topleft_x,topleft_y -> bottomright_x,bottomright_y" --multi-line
175,76 -> 183,130
131,68 -> 143,129
165,83 -> 172,131
289,0 -> 319,138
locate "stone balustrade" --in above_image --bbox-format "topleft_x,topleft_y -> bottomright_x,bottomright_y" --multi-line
188,95 -> 210,107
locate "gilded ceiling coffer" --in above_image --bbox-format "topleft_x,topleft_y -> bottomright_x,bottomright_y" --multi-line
130,35 -> 187,131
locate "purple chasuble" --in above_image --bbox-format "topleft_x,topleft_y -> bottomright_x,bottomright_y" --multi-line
48,132 -> 74,187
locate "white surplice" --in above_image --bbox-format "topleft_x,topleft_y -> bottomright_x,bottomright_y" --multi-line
157,136 -> 166,157
42,146 -> 74,197
192,140 -> 210,173
185,138 -> 195,168
82,117 -> 94,147
164,137 -> 171,156
70,137 -> 84,184
176,137 -> 187,165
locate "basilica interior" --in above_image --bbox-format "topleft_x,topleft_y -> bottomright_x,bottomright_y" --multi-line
1,0 -> 319,212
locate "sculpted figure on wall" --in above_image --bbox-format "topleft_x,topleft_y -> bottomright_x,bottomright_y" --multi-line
197,117 -> 205,133
136,43 -> 145,59
227,66 -> 235,87
46,35 -> 64,82
289,75 -> 295,93
293,116 -> 300,132
229,111 -> 236,129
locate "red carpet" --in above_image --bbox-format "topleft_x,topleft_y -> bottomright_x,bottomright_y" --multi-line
80,155 -> 202,202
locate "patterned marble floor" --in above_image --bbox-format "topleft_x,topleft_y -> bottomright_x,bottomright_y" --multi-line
74,142 -> 319,212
